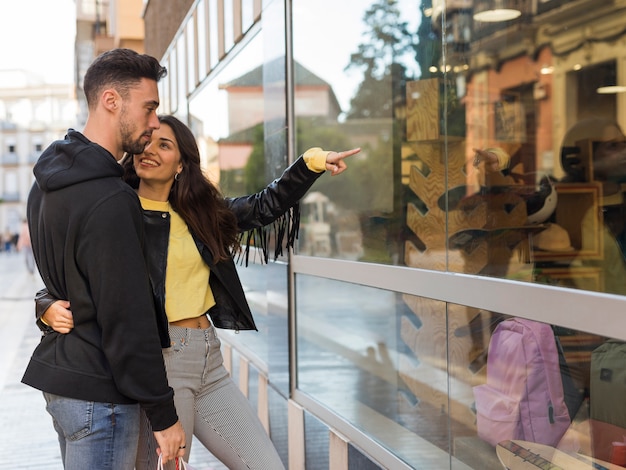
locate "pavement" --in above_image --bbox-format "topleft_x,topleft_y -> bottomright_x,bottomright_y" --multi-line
0,252 -> 227,469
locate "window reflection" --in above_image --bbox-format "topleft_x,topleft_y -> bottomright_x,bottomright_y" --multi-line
208,0 -> 219,69
168,50 -> 178,113
188,34 -> 285,367
292,0 -> 626,299
188,34 -> 263,196
291,0 -> 626,467
242,0 -> 255,33
457,311 -> 626,469
295,273 -> 625,468
223,0 -> 234,53
196,0 -> 208,78
292,0 -> 420,264
186,18 -> 196,92
176,36 -> 187,121
296,276 -> 446,467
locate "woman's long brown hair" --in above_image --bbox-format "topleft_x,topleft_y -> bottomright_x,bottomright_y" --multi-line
122,115 -> 240,262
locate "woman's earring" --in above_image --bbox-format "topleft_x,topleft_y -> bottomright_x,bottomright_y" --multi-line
174,172 -> 181,181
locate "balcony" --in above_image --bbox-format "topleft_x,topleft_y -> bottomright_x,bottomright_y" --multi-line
1,153 -> 18,165
1,192 -> 20,202
95,33 -> 115,56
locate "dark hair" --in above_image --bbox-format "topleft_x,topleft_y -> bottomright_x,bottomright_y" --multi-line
83,48 -> 168,109
560,117 -> 625,182
122,115 -> 240,261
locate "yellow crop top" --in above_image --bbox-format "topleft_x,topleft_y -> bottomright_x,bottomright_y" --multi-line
139,196 -> 216,322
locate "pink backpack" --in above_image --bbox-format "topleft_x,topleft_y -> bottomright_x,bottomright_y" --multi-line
473,318 -> 571,447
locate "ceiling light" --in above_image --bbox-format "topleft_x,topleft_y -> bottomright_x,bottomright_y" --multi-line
540,65 -> 554,75
473,0 -> 521,22
597,85 -> 626,94
474,8 -> 521,22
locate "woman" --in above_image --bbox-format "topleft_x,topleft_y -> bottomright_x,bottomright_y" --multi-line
559,117 -> 626,295
39,114 -> 359,469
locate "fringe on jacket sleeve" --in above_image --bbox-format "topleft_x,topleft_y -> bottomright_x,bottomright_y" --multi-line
235,203 -> 301,267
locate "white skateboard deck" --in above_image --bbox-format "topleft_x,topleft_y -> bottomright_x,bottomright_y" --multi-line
496,439 -> 624,469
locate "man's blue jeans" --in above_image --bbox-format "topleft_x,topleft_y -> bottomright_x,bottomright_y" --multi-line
44,392 -> 140,469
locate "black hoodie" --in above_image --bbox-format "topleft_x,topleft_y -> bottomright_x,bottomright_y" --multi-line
22,129 -> 178,432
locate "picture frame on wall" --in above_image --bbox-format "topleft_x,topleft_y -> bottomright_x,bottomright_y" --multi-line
494,95 -> 526,143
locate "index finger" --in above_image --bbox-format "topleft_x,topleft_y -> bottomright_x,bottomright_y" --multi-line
472,148 -> 490,157
330,147 -> 361,162
340,147 -> 361,158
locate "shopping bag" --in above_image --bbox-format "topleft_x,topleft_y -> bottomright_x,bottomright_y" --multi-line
156,454 -> 197,470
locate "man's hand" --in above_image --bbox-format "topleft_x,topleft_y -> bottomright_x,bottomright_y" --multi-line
325,147 -> 361,176
154,421 -> 186,465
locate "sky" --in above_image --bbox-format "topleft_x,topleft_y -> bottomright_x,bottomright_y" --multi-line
0,0 -> 420,93
292,0 -> 421,112
0,0 -> 76,84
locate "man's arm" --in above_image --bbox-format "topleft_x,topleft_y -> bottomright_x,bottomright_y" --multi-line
77,189 -> 184,458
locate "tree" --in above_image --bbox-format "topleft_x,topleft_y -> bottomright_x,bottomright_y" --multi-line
344,0 -> 417,120
244,124 -> 267,194
415,0 -> 441,80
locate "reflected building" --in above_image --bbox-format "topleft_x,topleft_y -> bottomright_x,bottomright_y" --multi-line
214,58 -> 342,191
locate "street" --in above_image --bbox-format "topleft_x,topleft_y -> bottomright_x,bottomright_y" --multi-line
0,252 -> 225,469
0,252 -> 62,468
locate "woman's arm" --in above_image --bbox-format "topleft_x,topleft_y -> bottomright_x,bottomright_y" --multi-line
229,147 -> 360,231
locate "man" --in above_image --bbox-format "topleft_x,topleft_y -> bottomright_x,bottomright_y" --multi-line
22,48 -> 185,468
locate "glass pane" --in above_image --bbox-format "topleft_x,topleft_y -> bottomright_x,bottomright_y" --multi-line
296,275 -> 452,468
224,0 -> 234,54
196,0 -> 208,77
242,0 -> 254,33
186,16 -> 196,92
450,307 -> 623,470
158,65 -> 170,114
176,36 -> 187,120
189,36 -> 263,195
296,277 -> 626,469
293,0 -> 626,298
456,3 -> 626,297
188,33 -> 290,380
292,0 -> 421,265
208,0 -> 219,69
168,51 -> 177,113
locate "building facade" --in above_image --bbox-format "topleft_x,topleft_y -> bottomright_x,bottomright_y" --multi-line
0,72 -> 77,240
0,0 -> 146,243
138,0 -> 626,468
75,0 -> 146,126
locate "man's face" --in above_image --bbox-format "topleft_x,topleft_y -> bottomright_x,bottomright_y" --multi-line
119,78 -> 160,156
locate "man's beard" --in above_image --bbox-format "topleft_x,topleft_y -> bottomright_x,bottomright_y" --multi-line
120,109 -> 150,155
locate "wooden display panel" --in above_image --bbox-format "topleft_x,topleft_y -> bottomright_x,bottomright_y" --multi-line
533,266 -> 603,292
406,78 -> 440,142
533,182 -> 603,261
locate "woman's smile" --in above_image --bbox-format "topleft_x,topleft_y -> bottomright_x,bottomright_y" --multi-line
138,157 -> 159,167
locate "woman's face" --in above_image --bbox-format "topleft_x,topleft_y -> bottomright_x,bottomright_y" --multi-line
133,123 -> 183,186
594,125 -> 626,182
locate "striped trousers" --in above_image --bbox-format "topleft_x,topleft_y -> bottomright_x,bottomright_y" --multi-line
135,325 -> 285,470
